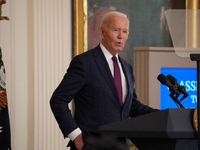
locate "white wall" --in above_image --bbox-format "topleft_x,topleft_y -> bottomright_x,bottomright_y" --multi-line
0,0 -> 72,149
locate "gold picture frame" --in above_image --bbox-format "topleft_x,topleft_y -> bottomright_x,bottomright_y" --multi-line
73,0 -> 88,56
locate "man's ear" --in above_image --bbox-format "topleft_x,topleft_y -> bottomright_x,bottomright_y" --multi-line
100,27 -> 105,39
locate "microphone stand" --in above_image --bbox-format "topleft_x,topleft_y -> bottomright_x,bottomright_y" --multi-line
169,93 -> 185,108
190,54 -> 200,149
180,94 -> 189,102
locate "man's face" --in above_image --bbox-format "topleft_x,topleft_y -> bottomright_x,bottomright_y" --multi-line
100,15 -> 129,56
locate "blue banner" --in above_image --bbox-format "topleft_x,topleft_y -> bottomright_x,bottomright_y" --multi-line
160,68 -> 197,110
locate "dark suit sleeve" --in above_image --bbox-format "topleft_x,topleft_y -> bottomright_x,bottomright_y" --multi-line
129,88 -> 159,118
128,64 -> 159,118
50,55 -> 86,137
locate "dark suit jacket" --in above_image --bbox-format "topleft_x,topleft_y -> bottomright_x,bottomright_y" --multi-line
50,45 -> 156,138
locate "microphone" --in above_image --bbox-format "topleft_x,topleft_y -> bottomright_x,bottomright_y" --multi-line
167,74 -> 189,101
157,74 -> 184,108
157,74 -> 180,96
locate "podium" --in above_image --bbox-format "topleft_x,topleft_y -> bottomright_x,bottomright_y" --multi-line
99,109 -> 198,150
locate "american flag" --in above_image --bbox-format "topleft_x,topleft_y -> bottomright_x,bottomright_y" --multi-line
0,47 -> 11,150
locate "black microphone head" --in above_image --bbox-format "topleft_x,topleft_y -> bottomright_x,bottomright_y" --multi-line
166,74 -> 188,97
167,74 -> 177,84
157,74 -> 180,95
157,74 -> 168,85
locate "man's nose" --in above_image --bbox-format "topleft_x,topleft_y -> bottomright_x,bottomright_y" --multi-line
117,31 -> 123,39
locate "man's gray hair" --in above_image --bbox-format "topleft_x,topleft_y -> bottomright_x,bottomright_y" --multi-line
100,11 -> 129,29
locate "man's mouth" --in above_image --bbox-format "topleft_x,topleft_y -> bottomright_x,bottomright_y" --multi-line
116,42 -> 122,45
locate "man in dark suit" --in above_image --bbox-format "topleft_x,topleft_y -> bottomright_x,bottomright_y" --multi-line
50,11 -> 158,150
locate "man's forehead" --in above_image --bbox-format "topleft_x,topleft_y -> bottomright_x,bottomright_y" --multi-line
107,23 -> 129,30
108,16 -> 128,24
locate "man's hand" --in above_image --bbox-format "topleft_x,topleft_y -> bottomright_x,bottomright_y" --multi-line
74,133 -> 84,150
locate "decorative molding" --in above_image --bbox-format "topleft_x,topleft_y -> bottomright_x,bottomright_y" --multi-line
33,0 -> 70,149
134,50 -> 149,105
73,0 -> 88,56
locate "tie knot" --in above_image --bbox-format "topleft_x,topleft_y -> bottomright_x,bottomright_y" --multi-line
112,56 -> 117,62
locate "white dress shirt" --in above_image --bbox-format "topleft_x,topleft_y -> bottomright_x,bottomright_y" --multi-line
100,44 -> 128,103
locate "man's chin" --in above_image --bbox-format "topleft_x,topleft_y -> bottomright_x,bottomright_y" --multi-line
116,48 -> 123,53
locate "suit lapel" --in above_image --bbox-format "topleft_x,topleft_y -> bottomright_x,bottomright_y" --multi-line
119,56 -> 131,106
93,46 -> 120,102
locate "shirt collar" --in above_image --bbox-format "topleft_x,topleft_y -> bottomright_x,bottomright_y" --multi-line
100,43 -> 119,61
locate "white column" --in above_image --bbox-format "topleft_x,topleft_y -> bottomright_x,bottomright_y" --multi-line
33,0 -> 71,149
0,0 -> 72,149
